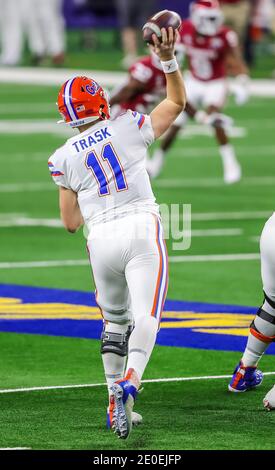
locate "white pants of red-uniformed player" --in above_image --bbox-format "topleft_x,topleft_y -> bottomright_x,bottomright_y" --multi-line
0,0 -> 64,65
174,72 -> 228,127
87,212 -> 168,327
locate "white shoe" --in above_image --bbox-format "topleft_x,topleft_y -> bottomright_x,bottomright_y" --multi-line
263,385 -> 275,411
146,150 -> 165,179
223,161 -> 242,184
132,411 -> 143,426
107,406 -> 142,427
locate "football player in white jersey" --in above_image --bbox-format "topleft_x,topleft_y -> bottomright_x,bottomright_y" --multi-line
228,213 -> 275,411
48,27 -> 186,439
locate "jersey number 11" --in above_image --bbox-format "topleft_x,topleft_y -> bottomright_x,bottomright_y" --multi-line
85,143 -> 128,196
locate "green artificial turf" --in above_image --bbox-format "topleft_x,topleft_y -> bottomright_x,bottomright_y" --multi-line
0,83 -> 275,449
1,333 -> 275,450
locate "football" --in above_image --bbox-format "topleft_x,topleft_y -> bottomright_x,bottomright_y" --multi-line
142,10 -> 181,45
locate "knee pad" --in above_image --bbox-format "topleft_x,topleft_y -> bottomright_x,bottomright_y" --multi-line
100,324 -> 133,357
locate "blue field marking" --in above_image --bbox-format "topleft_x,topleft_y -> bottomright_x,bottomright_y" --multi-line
0,283 -> 274,354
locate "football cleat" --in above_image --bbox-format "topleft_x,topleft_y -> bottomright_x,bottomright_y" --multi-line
228,361 -> 263,392
107,400 -> 143,429
110,368 -> 140,439
263,385 -> 275,411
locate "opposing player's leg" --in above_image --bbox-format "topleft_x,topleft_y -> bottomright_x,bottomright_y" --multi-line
229,214 -> 275,392
110,213 -> 168,438
202,78 -> 241,184
146,119 -> 183,178
146,72 -> 199,179
207,104 -> 241,184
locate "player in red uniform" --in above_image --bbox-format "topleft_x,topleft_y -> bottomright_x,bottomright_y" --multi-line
147,0 -> 249,183
110,42 -> 185,117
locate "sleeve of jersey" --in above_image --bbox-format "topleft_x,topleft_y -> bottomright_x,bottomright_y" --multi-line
48,154 -> 70,189
131,111 -> 155,147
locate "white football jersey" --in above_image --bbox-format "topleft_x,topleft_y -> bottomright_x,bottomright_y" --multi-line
48,110 -> 159,225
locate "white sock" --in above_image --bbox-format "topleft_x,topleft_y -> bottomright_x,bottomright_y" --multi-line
241,335 -> 268,367
101,322 -> 131,396
241,303 -> 275,367
219,143 -> 238,167
126,315 -> 158,381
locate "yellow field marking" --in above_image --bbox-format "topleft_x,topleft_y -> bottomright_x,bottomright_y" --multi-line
194,328 -> 250,336
0,297 -> 254,335
0,297 -> 102,320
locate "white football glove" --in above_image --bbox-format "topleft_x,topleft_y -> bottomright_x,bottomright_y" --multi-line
194,110 -> 234,129
231,74 -> 250,106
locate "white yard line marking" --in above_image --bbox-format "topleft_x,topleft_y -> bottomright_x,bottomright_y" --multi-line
169,253 -> 260,263
0,211 -> 270,223
0,216 -> 243,236
0,152 -> 48,163
0,67 -> 126,88
154,176 -> 275,188
1,177 -> 275,193
1,372 -> 275,394
0,448 -> 32,451
0,103 -> 54,114
249,236 -> 261,243
0,260 -> 89,269
190,211 -> 271,221
176,228 -> 243,237
0,253 -> 260,269
0,68 -> 274,96
167,145 -> 275,159
178,125 -> 246,139
0,216 -> 63,228
0,182 -> 55,193
0,120 -> 73,136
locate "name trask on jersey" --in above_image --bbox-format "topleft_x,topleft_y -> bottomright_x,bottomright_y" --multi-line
48,110 -> 159,226
72,127 -> 112,153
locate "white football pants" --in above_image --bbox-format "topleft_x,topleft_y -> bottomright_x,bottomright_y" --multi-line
260,213 -> 275,305
0,0 -> 65,64
87,212 -> 168,325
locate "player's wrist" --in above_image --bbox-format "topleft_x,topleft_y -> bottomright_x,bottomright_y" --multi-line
160,57 -> 178,74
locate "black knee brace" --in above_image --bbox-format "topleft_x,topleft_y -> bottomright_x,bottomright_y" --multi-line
100,325 -> 133,357
250,306 -> 275,343
256,307 -> 275,325
264,291 -> 275,311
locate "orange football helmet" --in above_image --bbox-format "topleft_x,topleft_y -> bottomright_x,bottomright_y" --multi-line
57,76 -> 110,128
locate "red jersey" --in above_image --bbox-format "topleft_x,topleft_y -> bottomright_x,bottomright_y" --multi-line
116,55 -> 167,114
180,19 -> 238,81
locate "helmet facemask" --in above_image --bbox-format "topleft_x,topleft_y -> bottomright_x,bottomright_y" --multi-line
191,2 -> 224,36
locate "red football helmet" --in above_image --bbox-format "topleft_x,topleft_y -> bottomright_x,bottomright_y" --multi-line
190,0 -> 224,36
57,76 -> 110,128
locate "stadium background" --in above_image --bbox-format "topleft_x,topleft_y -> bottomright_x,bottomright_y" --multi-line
0,0 -> 275,450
